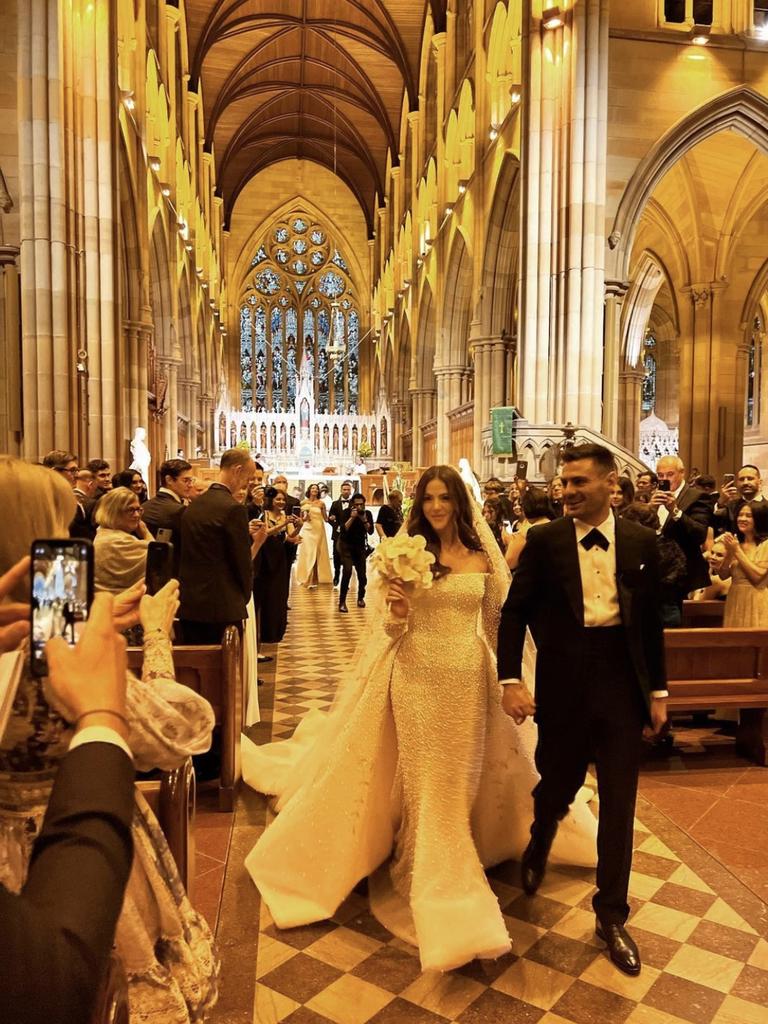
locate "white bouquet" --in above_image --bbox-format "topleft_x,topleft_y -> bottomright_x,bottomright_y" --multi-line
371,533 -> 435,591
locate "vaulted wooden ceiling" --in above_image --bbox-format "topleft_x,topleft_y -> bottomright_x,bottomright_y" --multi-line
186,1 -> 446,232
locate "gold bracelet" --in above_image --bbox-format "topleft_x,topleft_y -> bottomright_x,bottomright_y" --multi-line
75,709 -> 130,730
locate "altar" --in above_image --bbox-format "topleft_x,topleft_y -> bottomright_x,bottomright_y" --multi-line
216,342 -> 391,473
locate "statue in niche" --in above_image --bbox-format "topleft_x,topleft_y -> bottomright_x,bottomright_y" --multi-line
218,412 -> 227,449
371,426 -> 377,455
129,427 -> 151,484
300,398 -> 310,435
280,424 -> 287,452
323,424 -> 330,450
314,424 -> 320,451
352,426 -> 358,452
230,422 -> 237,447
333,424 -> 339,452
250,423 -> 257,449
343,424 -> 349,451
380,417 -> 388,454
260,423 -> 267,450
290,424 -> 296,450
270,423 -> 277,449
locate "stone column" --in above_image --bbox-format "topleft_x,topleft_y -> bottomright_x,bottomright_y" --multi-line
617,367 -> 644,456
0,245 -> 22,453
520,0 -> 609,427
602,280 -> 629,442
434,365 -> 465,462
17,0 -> 119,462
410,386 -> 435,467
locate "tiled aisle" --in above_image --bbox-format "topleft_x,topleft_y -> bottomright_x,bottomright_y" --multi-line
210,582 -> 768,1024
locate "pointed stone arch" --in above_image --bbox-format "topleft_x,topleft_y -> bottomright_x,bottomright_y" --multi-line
482,153 -> 520,337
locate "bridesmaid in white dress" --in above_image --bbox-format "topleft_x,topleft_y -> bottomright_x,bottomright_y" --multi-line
295,483 -> 332,588
243,465 -> 597,973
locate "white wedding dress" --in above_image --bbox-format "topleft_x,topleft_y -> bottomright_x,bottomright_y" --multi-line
242,511 -> 597,972
295,503 -> 332,587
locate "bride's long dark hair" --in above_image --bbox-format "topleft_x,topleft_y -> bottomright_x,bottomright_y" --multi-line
407,465 -> 483,577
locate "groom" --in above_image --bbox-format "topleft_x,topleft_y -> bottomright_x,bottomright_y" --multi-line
497,443 -> 668,976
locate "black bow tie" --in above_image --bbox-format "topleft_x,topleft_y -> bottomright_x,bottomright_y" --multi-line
581,528 -> 609,551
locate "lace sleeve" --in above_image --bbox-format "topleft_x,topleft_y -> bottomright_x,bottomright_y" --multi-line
125,630 -> 215,772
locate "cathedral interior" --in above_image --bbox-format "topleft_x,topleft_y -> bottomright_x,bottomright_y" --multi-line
2,1 -> 768,1022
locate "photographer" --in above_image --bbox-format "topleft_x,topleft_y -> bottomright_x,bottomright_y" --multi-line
712,465 -> 765,534
651,456 -> 711,601
338,493 -> 374,613
0,577 -> 134,1024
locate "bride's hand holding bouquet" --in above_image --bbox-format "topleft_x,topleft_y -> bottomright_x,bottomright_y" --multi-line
371,534 -> 435,620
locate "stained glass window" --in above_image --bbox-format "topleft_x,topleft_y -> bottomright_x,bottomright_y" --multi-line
275,227 -> 289,243
293,218 -> 308,233
295,280 -> 307,295
255,306 -> 267,411
286,307 -> 298,411
747,315 -> 762,428
642,354 -> 656,413
251,246 -> 268,266
303,308 -> 315,382
310,230 -> 325,245
275,249 -> 289,264
293,239 -> 308,254
348,310 -> 359,413
256,269 -> 280,295
240,306 -> 253,410
271,307 -> 283,411
311,297 -> 321,309
311,251 -> 324,267
318,309 -> 330,413
292,260 -> 308,275
331,249 -> 348,272
319,271 -> 345,298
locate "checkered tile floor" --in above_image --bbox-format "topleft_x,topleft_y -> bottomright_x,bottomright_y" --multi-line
213,580 -> 768,1024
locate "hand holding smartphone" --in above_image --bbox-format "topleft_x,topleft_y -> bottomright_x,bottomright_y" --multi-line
145,541 -> 174,597
30,539 -> 94,677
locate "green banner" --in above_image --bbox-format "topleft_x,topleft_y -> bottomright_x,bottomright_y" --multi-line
491,407 -> 518,456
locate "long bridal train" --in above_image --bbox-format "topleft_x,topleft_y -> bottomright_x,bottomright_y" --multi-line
242,520 -> 597,973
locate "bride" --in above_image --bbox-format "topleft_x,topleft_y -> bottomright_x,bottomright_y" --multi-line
242,464 -> 597,972
295,482 -> 332,588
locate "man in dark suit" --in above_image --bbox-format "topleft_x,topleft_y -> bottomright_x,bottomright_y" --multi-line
328,480 -> 354,586
141,458 -> 193,571
711,464 -> 765,534
651,455 -> 711,597
337,492 -> 374,613
178,448 -> 255,645
0,588 -> 134,1024
498,444 -> 667,977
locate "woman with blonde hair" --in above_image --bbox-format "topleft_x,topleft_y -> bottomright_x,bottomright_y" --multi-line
0,457 -> 219,1022
93,486 -> 154,594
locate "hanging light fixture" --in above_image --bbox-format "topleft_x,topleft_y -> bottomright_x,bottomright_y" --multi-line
327,300 -> 346,358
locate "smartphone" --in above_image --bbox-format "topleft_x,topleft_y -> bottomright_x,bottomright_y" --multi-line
145,541 -> 174,596
30,539 -> 93,677
156,527 -> 173,544
723,473 -> 735,485
516,460 -> 528,480
657,479 -> 671,492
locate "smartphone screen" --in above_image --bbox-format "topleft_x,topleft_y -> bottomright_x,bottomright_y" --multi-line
145,541 -> 174,596
658,479 -> 671,492
156,527 -> 173,544
30,539 -> 93,677
723,474 -> 735,485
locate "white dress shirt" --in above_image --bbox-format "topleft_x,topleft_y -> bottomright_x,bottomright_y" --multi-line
69,725 -> 132,759
656,481 -> 685,528
573,513 -> 621,628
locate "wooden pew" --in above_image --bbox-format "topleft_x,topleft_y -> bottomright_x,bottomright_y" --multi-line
136,759 -> 196,894
664,627 -> 768,765
681,599 -> 726,628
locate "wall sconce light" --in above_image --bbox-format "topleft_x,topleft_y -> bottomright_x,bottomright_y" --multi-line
416,256 -> 424,268
201,282 -> 208,290
160,183 -> 171,197
457,179 -> 469,195
209,299 -> 216,309
510,86 -> 522,104
397,291 -> 404,300
149,156 -> 161,173
120,89 -> 135,111
185,243 -> 193,253
195,266 -> 203,276
542,6 -> 563,29
489,126 -> 499,141
178,219 -> 188,239
444,204 -> 454,218
403,279 -> 412,288
690,24 -> 710,45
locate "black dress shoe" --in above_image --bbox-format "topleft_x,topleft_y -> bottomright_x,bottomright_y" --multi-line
333,577 -> 340,587
520,820 -> 558,896
339,603 -> 348,613
357,599 -> 366,608
596,921 -> 641,976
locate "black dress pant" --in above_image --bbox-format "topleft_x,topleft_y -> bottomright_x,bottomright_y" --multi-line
332,535 -> 342,580
339,543 -> 367,604
532,627 -> 646,925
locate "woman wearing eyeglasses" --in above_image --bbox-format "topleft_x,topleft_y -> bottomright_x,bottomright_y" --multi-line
93,487 -> 154,595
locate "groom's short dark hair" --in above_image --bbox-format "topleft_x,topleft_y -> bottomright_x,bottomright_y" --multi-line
561,443 -> 616,476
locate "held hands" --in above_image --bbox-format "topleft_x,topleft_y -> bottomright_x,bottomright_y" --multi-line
0,556 -> 31,653
502,683 -> 536,725
386,580 -> 411,620
137,519 -> 154,541
45,593 -> 129,741
139,579 -> 180,635
643,697 -> 668,740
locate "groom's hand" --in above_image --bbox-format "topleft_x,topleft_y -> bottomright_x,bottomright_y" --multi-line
502,683 -> 536,725
643,697 -> 668,739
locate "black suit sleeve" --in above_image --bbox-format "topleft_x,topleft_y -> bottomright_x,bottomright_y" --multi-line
641,534 -> 667,693
224,502 -> 254,603
497,528 -> 543,680
669,494 -> 710,547
0,742 -> 134,1024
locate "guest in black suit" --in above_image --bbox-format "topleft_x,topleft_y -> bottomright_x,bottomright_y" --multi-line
337,493 -> 374,613
71,469 -> 98,541
42,451 -> 89,540
711,464 -> 765,534
498,443 -> 667,977
141,458 -> 193,571
87,459 -> 113,499
0,587 -> 134,1024
651,456 -> 711,599
178,448 -> 255,645
329,480 -> 354,586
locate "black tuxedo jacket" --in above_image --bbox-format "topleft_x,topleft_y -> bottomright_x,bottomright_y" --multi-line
142,491 -> 186,572
498,515 -> 666,721
661,484 -> 711,593
0,742 -> 134,1024
179,483 -> 252,623
69,492 -> 97,542
329,497 -> 351,541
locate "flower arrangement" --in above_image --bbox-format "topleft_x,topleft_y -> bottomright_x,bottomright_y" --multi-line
371,533 -> 435,590
358,440 -> 373,459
